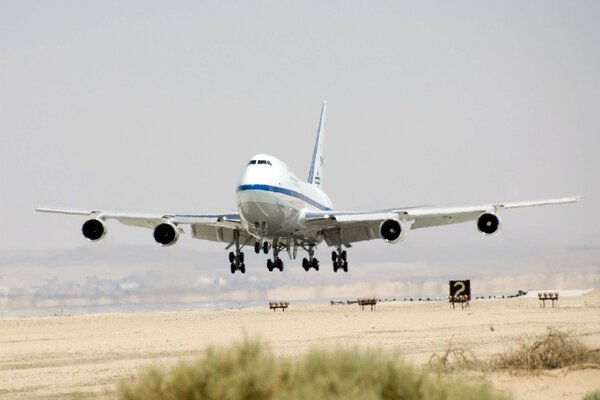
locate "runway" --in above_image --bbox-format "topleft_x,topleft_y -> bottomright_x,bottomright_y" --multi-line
1,290 -> 599,399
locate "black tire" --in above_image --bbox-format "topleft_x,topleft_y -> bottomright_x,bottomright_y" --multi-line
277,259 -> 284,271
239,252 -> 245,263
311,258 -> 319,270
267,259 -> 273,271
331,251 -> 337,262
229,252 -> 235,263
343,262 -> 348,272
302,258 -> 309,271
230,263 -> 236,274
254,242 -> 260,254
263,242 -> 269,254
240,264 -> 246,274
341,250 -> 347,261
333,261 -> 338,272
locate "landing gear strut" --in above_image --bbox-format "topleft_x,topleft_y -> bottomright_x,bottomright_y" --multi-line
332,246 -> 348,272
229,230 -> 246,274
302,245 -> 319,271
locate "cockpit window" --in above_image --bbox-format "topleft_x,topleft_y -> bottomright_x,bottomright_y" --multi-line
248,160 -> 257,165
252,160 -> 272,166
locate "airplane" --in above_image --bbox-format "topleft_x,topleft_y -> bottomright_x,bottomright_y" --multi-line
37,102 -> 579,274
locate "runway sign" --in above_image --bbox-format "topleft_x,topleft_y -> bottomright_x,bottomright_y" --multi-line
449,280 -> 471,301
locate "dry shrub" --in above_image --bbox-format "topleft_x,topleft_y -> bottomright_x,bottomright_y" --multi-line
427,329 -> 600,375
119,339 -> 510,400
427,347 -> 484,374
491,329 -> 600,373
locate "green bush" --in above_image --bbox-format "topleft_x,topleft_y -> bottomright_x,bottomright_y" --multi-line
583,389 -> 600,400
120,339 -> 286,400
119,339 -> 510,400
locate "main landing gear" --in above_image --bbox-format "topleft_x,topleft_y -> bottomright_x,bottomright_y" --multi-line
229,230 -> 246,274
301,245 -> 319,271
267,239 -> 284,272
229,250 -> 245,274
267,258 -> 284,271
332,246 -> 348,272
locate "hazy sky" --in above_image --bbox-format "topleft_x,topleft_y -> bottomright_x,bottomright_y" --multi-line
1,1 -> 599,309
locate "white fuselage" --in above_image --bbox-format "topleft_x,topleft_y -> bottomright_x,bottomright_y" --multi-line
236,154 -> 332,241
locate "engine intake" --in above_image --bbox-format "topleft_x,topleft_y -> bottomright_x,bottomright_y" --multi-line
82,219 -> 106,241
379,219 -> 404,243
153,222 -> 179,246
477,213 -> 501,235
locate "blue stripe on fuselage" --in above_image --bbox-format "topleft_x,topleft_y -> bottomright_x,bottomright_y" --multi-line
236,184 -> 332,211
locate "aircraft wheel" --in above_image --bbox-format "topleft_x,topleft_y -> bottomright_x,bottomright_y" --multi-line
254,242 -> 260,254
343,262 -> 348,272
302,258 -> 309,271
311,258 -> 319,270
239,252 -> 245,263
230,263 -> 236,274
331,251 -> 337,262
333,261 -> 338,272
341,250 -> 347,262
277,259 -> 284,271
263,242 -> 269,254
267,259 -> 274,271
229,252 -> 235,263
240,264 -> 246,274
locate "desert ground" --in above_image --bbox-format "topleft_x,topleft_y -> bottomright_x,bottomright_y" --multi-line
1,290 -> 599,399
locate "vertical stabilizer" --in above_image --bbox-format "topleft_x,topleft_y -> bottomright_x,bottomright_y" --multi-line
307,101 -> 327,188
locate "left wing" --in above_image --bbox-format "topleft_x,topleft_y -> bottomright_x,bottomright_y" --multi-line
304,196 -> 580,247
35,207 -> 251,247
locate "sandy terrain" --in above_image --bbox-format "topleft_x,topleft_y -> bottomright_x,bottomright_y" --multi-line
1,291 -> 599,399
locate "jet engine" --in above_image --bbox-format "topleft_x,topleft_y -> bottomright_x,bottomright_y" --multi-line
379,219 -> 404,243
153,222 -> 179,246
477,213 -> 501,235
82,218 -> 107,241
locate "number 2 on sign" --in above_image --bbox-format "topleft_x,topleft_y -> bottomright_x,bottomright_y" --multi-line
453,281 -> 466,296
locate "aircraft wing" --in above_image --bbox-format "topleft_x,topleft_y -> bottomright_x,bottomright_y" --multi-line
35,207 -> 250,245
305,196 -> 579,247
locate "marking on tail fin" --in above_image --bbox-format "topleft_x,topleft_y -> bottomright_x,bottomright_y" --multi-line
308,101 -> 327,187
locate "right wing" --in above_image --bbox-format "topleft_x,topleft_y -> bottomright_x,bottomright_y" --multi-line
304,196 -> 580,247
35,207 -> 253,247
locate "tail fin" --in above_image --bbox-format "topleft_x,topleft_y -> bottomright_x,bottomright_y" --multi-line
307,101 -> 327,188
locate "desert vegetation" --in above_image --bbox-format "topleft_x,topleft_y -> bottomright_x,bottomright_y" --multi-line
583,389 -> 600,400
119,339 -> 509,400
428,329 -> 600,374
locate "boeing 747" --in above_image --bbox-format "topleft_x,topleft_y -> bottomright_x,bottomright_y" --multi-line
37,102 -> 579,274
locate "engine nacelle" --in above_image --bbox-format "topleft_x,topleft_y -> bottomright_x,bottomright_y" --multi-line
153,222 -> 179,247
477,213 -> 502,235
379,219 -> 405,243
82,218 -> 106,241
